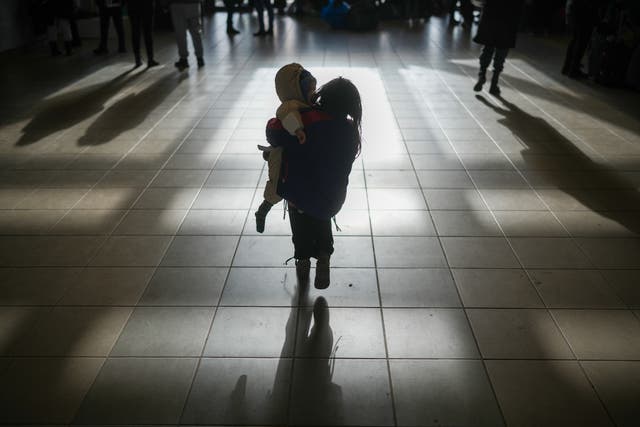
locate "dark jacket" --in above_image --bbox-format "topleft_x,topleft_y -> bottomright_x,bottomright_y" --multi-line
473,0 -> 524,49
266,108 -> 359,220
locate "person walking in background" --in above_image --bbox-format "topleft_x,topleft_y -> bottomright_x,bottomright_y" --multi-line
170,0 -> 204,70
45,0 -> 76,56
224,0 -> 240,35
125,0 -> 158,67
562,0 -> 598,78
94,0 -> 125,55
473,0 -> 524,96
254,0 -> 274,36
450,0 -> 473,28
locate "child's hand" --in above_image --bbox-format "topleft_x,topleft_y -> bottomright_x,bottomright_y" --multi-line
295,129 -> 306,144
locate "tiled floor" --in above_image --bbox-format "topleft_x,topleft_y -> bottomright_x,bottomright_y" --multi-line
0,10 -> 639,427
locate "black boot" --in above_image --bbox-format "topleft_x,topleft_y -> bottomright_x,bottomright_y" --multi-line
489,72 -> 501,96
255,200 -> 273,233
49,41 -> 61,56
473,70 -> 486,92
64,41 -> 73,56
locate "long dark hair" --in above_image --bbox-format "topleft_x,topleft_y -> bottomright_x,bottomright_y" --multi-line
316,77 -> 362,157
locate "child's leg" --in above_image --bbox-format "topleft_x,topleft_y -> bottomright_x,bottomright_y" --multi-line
255,146 -> 283,233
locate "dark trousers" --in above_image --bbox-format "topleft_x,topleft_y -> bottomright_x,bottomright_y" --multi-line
254,0 -> 274,31
97,5 -> 125,50
479,45 -> 509,75
563,22 -> 593,74
223,0 -> 236,27
130,9 -> 154,62
289,206 -> 334,260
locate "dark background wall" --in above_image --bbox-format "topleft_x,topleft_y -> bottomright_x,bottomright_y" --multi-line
0,0 -> 33,52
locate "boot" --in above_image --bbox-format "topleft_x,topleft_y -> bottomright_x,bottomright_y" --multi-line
489,72 -> 501,96
473,70 -> 486,92
64,41 -> 73,56
255,200 -> 272,233
174,58 -> 189,70
314,255 -> 330,290
49,41 -> 61,56
296,258 -> 310,284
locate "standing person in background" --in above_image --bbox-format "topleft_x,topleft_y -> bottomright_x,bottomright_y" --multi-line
254,0 -> 274,36
473,0 -> 524,95
46,0 -> 76,56
126,0 -> 159,67
170,0 -> 204,70
224,0 -> 240,35
450,0 -> 473,28
94,0 -> 126,55
562,0 -> 598,78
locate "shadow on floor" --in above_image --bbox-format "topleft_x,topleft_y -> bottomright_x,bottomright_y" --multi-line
77,72 -> 187,146
16,70 -> 141,146
476,94 -> 640,235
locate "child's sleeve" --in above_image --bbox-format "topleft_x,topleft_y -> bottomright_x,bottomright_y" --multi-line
276,101 -> 306,136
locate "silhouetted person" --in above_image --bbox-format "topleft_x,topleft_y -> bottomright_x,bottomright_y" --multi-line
125,0 -> 158,67
224,0 -> 240,35
450,0 -> 473,28
562,0 -> 598,78
253,0 -> 274,36
170,0 -> 204,70
45,0 -> 76,56
473,0 -> 524,96
94,0 -> 126,55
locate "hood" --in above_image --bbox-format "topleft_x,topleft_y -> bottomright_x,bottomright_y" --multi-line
275,63 -> 314,104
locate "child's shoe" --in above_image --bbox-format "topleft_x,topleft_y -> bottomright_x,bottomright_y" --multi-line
314,255 -> 330,289
255,200 -> 272,233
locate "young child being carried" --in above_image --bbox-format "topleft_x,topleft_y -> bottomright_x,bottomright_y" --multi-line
255,63 -> 317,233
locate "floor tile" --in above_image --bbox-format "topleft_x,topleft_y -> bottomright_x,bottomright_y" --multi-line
467,308 -> 573,359
181,358 -> 290,425
365,170 -> 419,188
90,236 -> 172,267
303,267 -> 380,307
384,308 -> 478,358
161,235 -> 238,266
150,169 -> 209,187
178,209 -> 246,235
111,307 -> 214,356
51,209 -> 126,235
431,210 -> 501,236
140,267 -> 227,306
552,309 -> 640,360
367,188 -> 427,210
510,238 -> 593,268
417,170 -> 475,188
582,361 -> 640,427
378,268 -> 461,307
204,307 -> 295,357
0,357 -> 103,424
290,359 -> 394,426
575,238 -> 640,268
204,168 -> 261,187
0,307 -> 48,355
452,269 -> 543,308
530,270 -> 625,308
391,360 -> 504,427
423,188 -> 488,210
374,236 -> 447,267
220,267 -> 298,306
296,306 -> 386,358
600,270 -> 640,308
133,187 -> 199,209
0,267 -> 81,305
494,211 -> 568,237
75,187 -> 143,210
232,235 -> 295,267
74,358 -> 197,425
114,209 -> 187,235
11,306 -> 131,356
192,188 -> 254,209
480,189 -> 547,210
370,210 -> 435,236
59,267 -> 153,305
486,360 -> 613,427
441,237 -> 520,268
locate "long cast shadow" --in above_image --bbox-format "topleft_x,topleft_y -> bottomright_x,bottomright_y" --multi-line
77,72 -> 188,146
16,70 -> 140,146
477,94 -> 640,235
